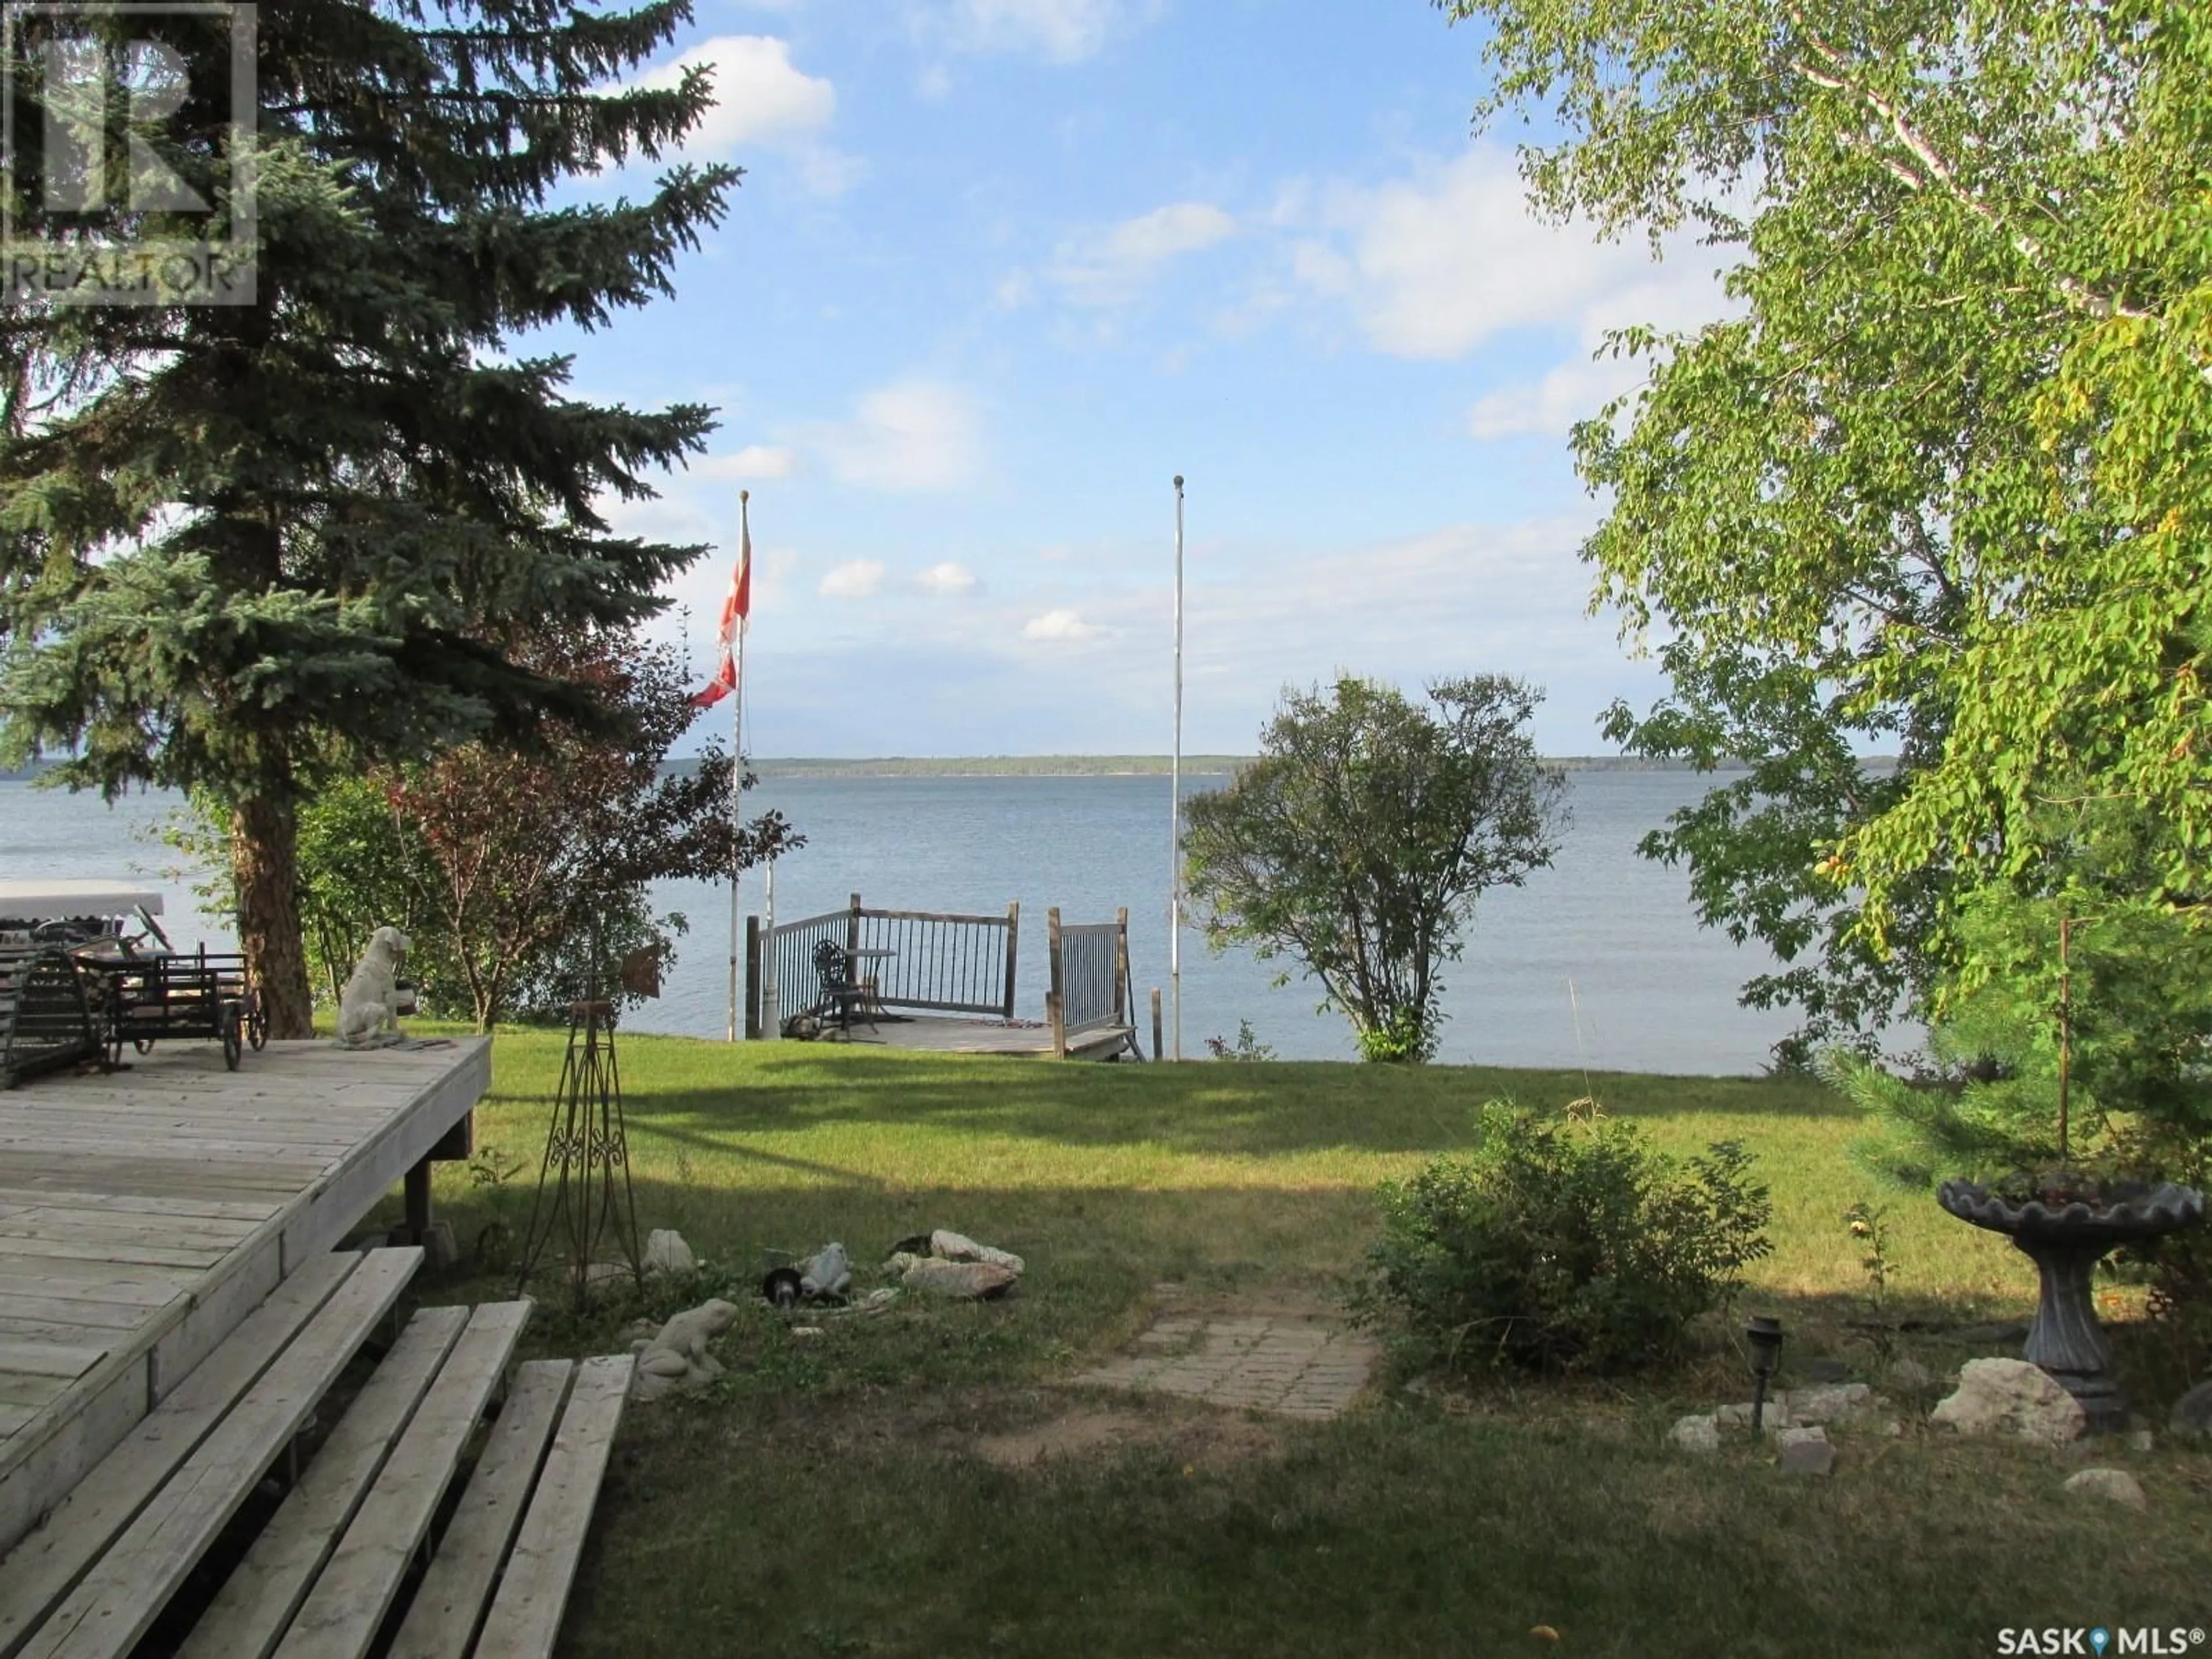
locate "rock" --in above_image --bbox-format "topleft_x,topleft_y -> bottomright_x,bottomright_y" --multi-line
903,1259 -> 1019,1300
1776,1426 -> 1835,1476
2062,1467 -> 2147,1510
930,1229 -> 1026,1275
1715,1400 -> 1790,1433
1881,1419 -> 1904,1438
2169,1380 -> 2212,1442
1787,1382 -> 1878,1426
790,1326 -> 824,1342
800,1243 -> 852,1300
2127,1429 -> 2155,1453
643,1229 -> 695,1275
1799,1358 -> 1851,1384
1930,1358 -> 2087,1446
1668,1414 -> 1721,1455
1888,1358 -> 1936,1393
416,1221 -> 460,1271
629,1299 -> 738,1403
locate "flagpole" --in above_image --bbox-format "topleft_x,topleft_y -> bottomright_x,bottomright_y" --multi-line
728,490 -> 749,1044
1171,474 -> 1184,1062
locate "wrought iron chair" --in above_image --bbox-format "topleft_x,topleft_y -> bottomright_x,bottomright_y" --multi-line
811,940 -> 879,1039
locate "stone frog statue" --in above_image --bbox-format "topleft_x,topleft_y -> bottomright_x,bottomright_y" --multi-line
336,926 -> 410,1047
630,1299 -> 739,1402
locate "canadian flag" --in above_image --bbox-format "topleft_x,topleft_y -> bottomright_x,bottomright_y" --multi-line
689,520 -> 751,709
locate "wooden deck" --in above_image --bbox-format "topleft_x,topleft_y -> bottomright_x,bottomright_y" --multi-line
824,1016 -> 1140,1059
0,1037 -> 490,1555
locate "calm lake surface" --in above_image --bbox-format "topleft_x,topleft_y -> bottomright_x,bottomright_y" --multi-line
0,770 -> 1832,1074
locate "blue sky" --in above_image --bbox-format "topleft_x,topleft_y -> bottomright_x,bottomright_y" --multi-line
563,0 -> 1732,756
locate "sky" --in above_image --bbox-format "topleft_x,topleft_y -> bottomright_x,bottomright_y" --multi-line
555,0 -> 1736,757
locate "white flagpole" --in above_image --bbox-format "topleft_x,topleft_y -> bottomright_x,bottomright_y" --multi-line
1171,474 -> 1184,1062
728,490 -> 749,1043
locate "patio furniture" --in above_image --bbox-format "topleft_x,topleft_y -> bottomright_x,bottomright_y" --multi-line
811,940 -> 882,1039
0,941 -> 101,1088
96,944 -> 267,1071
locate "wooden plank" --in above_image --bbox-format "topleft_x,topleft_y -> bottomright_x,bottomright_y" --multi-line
0,1375 -> 70,1412
469,1354 -> 634,1659
384,1361 -> 572,1659
0,1343 -> 103,1381
0,1191 -> 278,1224
9,1248 -> 419,1659
0,1237 -> 228,1271
0,1262 -> 196,1302
271,1300 -> 532,1659
173,1307 -> 472,1659
0,1251 -> 359,1659
0,1209 -> 260,1243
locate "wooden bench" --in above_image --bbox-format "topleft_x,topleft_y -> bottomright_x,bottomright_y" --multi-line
0,1245 -> 634,1659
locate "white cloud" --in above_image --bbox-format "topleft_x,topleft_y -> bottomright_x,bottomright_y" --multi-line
1282,149 -> 1725,361
1022,607 -> 1102,641
637,35 -> 834,153
1467,356 -> 1646,440
911,0 -> 1152,63
821,560 -> 887,599
630,35 -> 862,196
918,562 -> 980,596
995,270 -> 1035,310
802,379 -> 983,493
696,444 -> 799,480
1050,202 -> 1238,308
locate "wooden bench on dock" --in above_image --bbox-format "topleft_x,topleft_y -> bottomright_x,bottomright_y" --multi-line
0,1245 -> 634,1659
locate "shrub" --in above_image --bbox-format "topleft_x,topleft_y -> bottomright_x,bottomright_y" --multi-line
1356,1103 -> 1773,1374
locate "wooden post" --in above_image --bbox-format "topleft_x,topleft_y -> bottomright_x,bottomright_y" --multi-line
1151,987 -> 1164,1063
403,1157 -> 433,1246
743,915 -> 763,1040
1047,907 -> 1065,1059
847,892 -> 862,960
1002,902 -> 1021,1019
1113,907 -> 1129,1025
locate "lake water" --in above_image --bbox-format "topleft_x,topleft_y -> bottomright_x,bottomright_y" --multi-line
0,770 -> 1825,1074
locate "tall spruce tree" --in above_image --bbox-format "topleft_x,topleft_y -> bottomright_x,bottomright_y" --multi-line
0,2 -> 732,1035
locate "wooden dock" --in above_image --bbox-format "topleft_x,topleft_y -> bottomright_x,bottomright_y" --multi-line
829,1016 -> 1139,1059
0,1037 -> 490,1555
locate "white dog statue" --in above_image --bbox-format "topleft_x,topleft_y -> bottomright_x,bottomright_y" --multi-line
337,926 -> 410,1047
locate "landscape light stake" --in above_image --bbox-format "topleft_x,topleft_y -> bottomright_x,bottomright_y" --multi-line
1745,1315 -> 1785,1433
516,943 -> 643,1309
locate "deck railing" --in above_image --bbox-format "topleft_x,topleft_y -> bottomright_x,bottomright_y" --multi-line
1046,907 -> 1131,1058
752,895 -> 1018,1036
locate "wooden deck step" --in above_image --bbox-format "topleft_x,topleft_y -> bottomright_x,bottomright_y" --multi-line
385,1361 -> 572,1659
0,1251 -> 361,1659
270,1300 -> 532,1659
12,1248 -> 421,1659
471,1353 -> 634,1659
172,1306 -> 471,1659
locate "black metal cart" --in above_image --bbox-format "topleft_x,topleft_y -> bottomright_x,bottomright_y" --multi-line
92,945 -> 268,1070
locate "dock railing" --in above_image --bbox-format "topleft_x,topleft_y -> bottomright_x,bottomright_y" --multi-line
752,895 -> 1019,1036
1046,907 -> 1132,1058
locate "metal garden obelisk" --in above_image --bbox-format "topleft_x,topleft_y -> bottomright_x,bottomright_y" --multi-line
1171,474 -> 1184,1061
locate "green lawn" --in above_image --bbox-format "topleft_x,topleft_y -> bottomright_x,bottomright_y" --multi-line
387,1032 -> 2210,1659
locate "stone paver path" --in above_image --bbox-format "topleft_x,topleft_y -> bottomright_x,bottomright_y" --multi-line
1074,1313 -> 1380,1419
